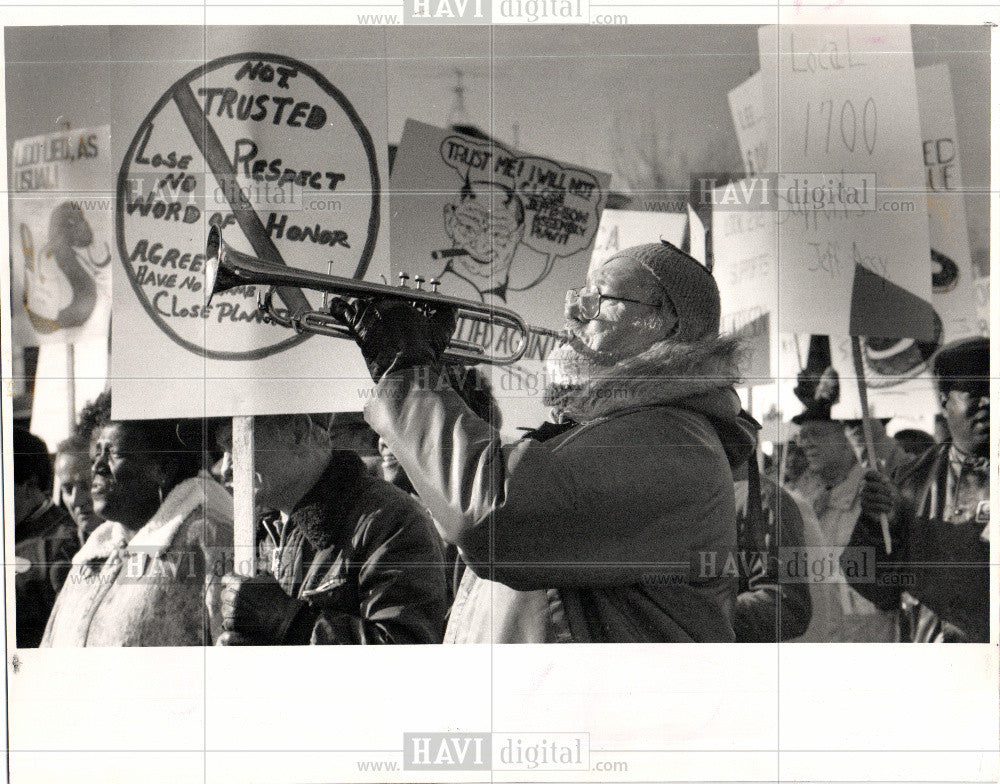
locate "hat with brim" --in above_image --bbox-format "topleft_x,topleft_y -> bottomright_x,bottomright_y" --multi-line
791,401 -> 835,426
932,336 -> 989,383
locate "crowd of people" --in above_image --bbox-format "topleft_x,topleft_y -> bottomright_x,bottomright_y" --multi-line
11,240 -> 990,646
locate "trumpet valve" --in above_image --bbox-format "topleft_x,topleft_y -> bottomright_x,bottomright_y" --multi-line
429,278 -> 440,292
258,288 -> 280,325
413,275 -> 425,290
398,272 -> 410,288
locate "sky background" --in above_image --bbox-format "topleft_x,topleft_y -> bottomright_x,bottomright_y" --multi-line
6,24 -> 990,255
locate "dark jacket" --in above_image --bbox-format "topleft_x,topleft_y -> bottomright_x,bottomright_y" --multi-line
367,336 -> 755,643
15,501 -> 78,647
843,445 -> 989,642
734,471 -> 812,642
261,452 -> 449,644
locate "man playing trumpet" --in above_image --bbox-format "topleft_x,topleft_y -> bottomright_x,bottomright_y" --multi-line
332,240 -> 755,642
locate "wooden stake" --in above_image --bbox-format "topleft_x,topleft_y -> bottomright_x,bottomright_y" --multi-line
850,336 -> 893,555
66,343 -> 76,435
793,334 -> 805,372
232,415 -> 257,577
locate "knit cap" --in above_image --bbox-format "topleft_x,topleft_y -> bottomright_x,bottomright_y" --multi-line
601,240 -> 720,342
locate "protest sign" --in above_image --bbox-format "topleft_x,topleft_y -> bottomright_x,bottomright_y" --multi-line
711,183 -> 777,382
728,71 -> 773,176
588,209 -> 688,271
29,339 -> 108,450
390,119 -> 610,337
831,64 -> 980,419
390,120 -> 611,434
757,25 -> 934,342
9,125 -> 113,346
109,31 -> 389,419
915,64 -> 978,342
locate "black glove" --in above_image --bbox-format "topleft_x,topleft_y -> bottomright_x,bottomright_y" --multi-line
859,469 -> 900,527
220,572 -> 306,645
858,470 -> 908,556
329,297 -> 457,382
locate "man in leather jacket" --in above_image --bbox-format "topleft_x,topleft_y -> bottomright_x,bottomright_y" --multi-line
216,414 -> 448,645
845,337 -> 989,642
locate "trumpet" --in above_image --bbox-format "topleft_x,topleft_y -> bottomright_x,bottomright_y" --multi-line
205,227 -> 530,364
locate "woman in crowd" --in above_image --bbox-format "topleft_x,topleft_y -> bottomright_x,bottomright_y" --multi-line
52,392 -> 113,545
53,434 -> 103,545
42,397 -> 233,646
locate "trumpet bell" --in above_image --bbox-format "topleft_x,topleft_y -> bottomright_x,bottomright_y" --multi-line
205,225 -> 242,303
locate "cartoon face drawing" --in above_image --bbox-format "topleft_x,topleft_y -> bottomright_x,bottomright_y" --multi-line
441,179 -> 525,301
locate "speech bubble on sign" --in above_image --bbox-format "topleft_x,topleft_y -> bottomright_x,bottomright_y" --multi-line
439,136 -> 604,287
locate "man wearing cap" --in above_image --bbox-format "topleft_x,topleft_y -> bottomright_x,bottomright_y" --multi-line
332,240 -> 755,642
214,414 -> 449,645
845,336 -> 990,642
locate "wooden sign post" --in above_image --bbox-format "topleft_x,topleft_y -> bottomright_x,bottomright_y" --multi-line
232,415 -> 257,577
850,336 -> 894,554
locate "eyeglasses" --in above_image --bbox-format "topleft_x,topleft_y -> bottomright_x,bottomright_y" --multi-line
565,286 -> 661,320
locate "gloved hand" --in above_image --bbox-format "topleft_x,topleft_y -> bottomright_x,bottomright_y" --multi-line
215,631 -> 254,646
328,297 -> 457,382
859,469 -> 901,527
220,572 -> 306,645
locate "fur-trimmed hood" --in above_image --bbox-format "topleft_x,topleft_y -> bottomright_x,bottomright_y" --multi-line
548,334 -> 756,467
550,334 -> 743,420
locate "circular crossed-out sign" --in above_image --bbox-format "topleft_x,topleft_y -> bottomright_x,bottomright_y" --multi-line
116,52 -> 380,361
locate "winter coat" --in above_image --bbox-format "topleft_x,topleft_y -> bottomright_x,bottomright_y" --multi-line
844,445 -> 989,642
41,472 -> 233,647
367,336 -> 756,643
733,474 -> 812,642
780,490 -> 846,642
786,463 -> 897,642
14,501 -> 79,648
259,451 -> 448,644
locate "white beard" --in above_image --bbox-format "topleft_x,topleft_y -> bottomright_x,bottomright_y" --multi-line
543,336 -> 621,410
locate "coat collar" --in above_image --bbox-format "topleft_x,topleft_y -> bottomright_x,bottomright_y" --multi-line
73,520 -> 134,565
547,334 -> 757,467
289,451 -> 368,551
550,334 -> 744,422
